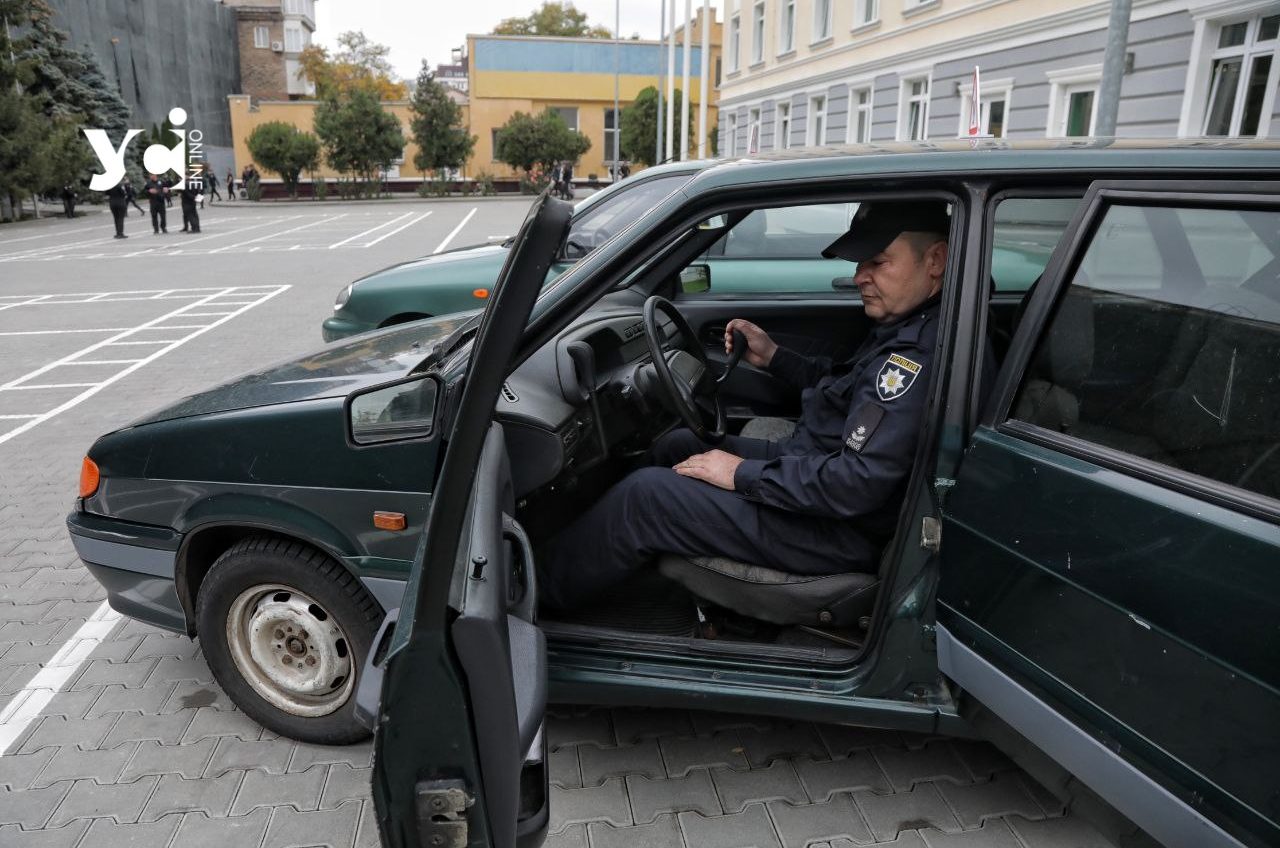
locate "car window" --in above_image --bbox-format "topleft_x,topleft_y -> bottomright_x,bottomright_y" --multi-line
991,197 -> 1080,292
1013,201 -> 1280,502
564,175 -> 690,259
717,203 -> 859,259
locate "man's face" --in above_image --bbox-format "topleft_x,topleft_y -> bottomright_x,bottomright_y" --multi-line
852,234 -> 947,324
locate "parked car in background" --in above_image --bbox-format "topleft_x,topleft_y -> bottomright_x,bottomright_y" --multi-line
68,141 -> 1278,848
323,160 -> 1067,343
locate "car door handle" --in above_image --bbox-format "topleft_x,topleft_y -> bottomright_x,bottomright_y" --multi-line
503,514 -> 538,622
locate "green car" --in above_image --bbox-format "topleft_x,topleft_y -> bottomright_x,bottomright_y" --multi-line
70,142 -> 1279,848
322,161 -> 1063,342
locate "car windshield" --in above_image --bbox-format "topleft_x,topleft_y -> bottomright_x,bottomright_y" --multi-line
564,174 -> 693,259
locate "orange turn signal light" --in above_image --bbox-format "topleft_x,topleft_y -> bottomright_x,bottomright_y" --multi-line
472,288 -> 490,299
79,457 -> 100,499
373,511 -> 407,531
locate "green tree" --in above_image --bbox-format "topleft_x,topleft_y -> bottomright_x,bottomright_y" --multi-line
619,86 -> 693,167
313,89 -> 405,197
408,61 -> 475,182
298,31 -> 408,100
246,121 -> 321,197
494,108 -> 591,180
493,2 -> 612,37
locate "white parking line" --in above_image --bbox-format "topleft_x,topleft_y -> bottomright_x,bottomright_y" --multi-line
0,329 -> 132,335
0,602 -> 121,754
434,207 -> 478,254
0,295 -> 50,313
0,221 -> 103,247
328,211 -> 414,249
365,211 -> 432,247
210,214 -> 344,253
0,285 -> 289,446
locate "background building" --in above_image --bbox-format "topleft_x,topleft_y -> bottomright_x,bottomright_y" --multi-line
44,0 -> 240,159
717,0 -> 1280,154
222,0 -> 318,100
468,8 -> 721,181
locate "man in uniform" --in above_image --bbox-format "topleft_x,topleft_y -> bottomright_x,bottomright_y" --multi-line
540,201 -> 958,612
144,173 -> 168,234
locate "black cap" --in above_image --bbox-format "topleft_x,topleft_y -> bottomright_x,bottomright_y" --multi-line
821,201 -> 950,262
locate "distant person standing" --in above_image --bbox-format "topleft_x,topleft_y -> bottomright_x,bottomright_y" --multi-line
226,169 -> 236,199
179,184 -> 201,233
124,180 -> 145,216
61,183 -> 76,218
144,173 -> 168,234
205,167 -> 222,202
105,177 -> 128,239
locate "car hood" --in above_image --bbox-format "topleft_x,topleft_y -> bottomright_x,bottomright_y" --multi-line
359,241 -> 508,283
129,312 -> 477,427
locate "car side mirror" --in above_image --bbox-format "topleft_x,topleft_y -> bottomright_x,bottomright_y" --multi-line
831,276 -> 857,291
680,264 -> 712,294
348,375 -> 439,445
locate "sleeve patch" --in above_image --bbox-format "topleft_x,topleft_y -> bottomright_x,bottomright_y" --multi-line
845,404 -> 886,453
876,353 -> 923,402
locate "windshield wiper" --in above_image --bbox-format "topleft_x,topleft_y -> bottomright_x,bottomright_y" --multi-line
412,315 -> 483,375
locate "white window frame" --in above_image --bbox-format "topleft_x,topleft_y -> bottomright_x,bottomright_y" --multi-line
854,0 -> 880,28
847,83 -> 874,143
553,107 -> 579,132
957,76 -> 1014,138
603,108 -> 621,164
778,0 -> 796,55
897,73 -> 932,141
775,100 -> 793,149
1045,64 -> 1102,138
283,23 -> 304,53
747,106 -> 762,153
812,0 -> 833,43
728,14 -> 741,72
751,1 -> 766,65
727,112 -> 740,157
253,25 -> 269,49
1180,2 -> 1280,137
807,93 -> 828,145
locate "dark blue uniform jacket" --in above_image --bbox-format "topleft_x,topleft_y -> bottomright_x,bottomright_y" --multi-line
733,296 -> 949,545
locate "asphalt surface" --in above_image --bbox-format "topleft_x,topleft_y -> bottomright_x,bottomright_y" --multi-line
0,200 -> 1118,847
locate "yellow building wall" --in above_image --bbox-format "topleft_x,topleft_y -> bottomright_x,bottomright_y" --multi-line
229,95 -> 471,182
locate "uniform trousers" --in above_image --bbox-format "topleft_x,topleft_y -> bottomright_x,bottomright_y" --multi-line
539,428 -> 875,612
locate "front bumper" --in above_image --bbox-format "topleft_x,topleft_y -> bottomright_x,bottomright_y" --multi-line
67,510 -> 186,633
321,314 -> 375,342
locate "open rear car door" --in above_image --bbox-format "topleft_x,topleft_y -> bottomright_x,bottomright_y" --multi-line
366,193 -> 573,848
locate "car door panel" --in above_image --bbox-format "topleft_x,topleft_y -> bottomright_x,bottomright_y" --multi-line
938,182 -> 1280,848
676,297 -> 872,416
372,195 -> 571,848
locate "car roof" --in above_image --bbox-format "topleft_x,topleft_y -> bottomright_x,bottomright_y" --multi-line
572,159 -> 716,215
688,138 -> 1280,192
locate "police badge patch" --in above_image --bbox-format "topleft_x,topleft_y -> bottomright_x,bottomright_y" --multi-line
876,353 -> 923,402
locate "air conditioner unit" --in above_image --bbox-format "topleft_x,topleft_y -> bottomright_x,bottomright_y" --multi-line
270,40 -> 284,52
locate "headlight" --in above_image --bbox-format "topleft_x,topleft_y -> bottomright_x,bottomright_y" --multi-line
334,283 -> 354,311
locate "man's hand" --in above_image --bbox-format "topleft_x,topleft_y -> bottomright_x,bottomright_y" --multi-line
673,449 -> 743,491
725,319 -> 778,369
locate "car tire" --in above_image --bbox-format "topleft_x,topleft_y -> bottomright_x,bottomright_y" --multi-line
196,535 -> 383,745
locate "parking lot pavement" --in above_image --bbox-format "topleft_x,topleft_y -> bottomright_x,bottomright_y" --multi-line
0,201 -> 1116,847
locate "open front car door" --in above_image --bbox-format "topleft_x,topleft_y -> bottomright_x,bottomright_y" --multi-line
368,193 -> 573,848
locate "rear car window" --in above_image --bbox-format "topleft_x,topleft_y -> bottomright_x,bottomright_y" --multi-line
1012,202 -> 1280,502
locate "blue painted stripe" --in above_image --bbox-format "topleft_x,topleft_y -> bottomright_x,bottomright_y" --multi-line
474,38 -> 702,76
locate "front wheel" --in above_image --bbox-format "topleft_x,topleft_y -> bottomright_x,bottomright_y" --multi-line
196,536 -> 383,744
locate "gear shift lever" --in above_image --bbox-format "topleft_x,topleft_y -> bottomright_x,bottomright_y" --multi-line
717,330 -> 748,385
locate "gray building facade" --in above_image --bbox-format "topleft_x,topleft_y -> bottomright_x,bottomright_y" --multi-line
719,1 -> 1280,155
46,0 -> 241,155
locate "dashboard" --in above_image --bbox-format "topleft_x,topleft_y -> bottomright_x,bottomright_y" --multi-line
496,309 -> 679,496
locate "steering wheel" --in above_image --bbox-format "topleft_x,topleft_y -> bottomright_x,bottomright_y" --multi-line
643,295 -> 726,443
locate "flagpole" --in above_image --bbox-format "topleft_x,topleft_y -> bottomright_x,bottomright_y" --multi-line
679,0 -> 691,160
697,0 -> 709,159
656,1 -> 665,165
665,0 -> 676,161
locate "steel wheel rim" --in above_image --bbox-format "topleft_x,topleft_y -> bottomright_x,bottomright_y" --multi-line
226,583 -> 355,718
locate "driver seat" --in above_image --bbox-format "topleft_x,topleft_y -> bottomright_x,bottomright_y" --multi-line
657,555 -> 878,627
